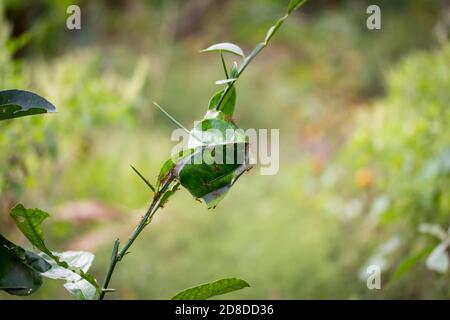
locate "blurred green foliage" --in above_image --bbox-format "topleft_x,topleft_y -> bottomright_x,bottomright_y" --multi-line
0,0 -> 449,299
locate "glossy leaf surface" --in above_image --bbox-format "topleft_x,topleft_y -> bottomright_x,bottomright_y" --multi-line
172,278 -> 250,300
0,89 -> 56,121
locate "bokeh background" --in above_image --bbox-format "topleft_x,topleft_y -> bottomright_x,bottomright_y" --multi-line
1,0 -> 449,299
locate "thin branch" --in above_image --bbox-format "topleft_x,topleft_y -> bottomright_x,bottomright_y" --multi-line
153,102 -> 204,145
99,177 -> 176,299
214,6 -> 296,111
130,165 -> 155,192
220,51 -> 229,79
99,239 -> 119,300
153,101 -> 190,134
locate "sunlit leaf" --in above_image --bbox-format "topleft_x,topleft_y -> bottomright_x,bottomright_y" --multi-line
64,279 -> 97,300
40,251 -> 98,300
172,278 -> 250,300
40,251 -> 94,281
10,204 -> 53,257
0,89 -> 56,121
189,118 -> 243,145
201,43 -> 245,58
426,241 -> 450,273
215,78 -> 237,85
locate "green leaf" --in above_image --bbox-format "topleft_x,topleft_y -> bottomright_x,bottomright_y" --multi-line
201,43 -> 245,58
178,144 -> 249,207
177,118 -> 251,208
10,204 -> 100,299
172,278 -> 250,300
391,246 -> 434,282
0,246 -> 42,296
0,89 -> 56,121
64,279 -> 97,300
10,204 -> 53,257
40,251 -> 94,280
6,32 -> 31,55
23,251 -> 52,273
157,158 -> 176,191
40,251 -> 98,300
0,234 -> 51,296
287,0 -> 307,14
190,118 -> 245,144
159,124 -> 250,208
208,87 -> 236,117
156,149 -> 194,191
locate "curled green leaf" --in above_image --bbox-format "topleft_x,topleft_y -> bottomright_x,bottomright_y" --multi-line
178,143 -> 250,208
201,42 -> 245,58
170,118 -> 251,208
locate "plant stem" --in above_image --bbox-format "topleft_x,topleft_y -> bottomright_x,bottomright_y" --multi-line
220,51 -> 229,79
214,9 -> 292,112
99,239 -> 119,300
99,177 -> 175,300
98,1 -> 306,300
